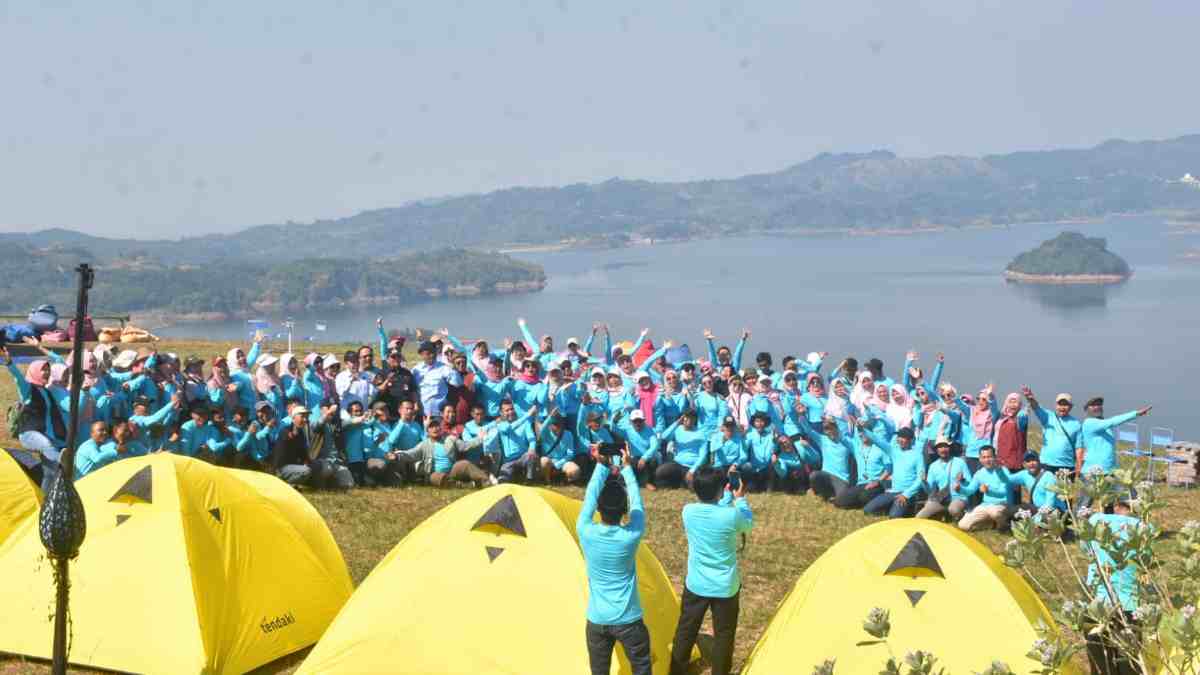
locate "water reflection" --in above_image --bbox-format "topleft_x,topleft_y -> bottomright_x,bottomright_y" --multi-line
1005,280 -> 1127,314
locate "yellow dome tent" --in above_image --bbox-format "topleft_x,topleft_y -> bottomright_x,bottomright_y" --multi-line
0,454 -> 353,675
0,449 -> 41,547
299,484 -> 691,675
741,519 -> 1078,675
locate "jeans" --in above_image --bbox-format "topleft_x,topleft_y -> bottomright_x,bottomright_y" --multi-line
864,491 -> 922,518
19,430 -> 61,493
670,587 -> 740,675
585,619 -> 652,675
498,453 -> 537,483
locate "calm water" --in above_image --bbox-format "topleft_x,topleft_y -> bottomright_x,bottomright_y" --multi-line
162,215 -> 1200,439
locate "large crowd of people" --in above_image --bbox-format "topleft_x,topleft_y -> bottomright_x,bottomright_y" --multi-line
3,317 -> 1151,532
1,314 -> 1159,675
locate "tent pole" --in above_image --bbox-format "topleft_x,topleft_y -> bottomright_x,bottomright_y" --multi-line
41,263 -> 93,675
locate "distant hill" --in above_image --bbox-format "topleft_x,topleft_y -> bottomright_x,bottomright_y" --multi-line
0,245 -> 545,318
4,134 -> 1200,265
1004,231 -> 1132,282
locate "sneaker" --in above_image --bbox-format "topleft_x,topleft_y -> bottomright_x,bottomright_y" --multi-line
488,474 -> 499,486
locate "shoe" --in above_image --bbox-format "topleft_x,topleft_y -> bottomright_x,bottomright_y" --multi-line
488,474 -> 499,486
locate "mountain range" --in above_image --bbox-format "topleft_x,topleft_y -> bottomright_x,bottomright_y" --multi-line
4,134 -> 1200,265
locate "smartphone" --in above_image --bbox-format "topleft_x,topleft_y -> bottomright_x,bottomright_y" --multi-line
727,472 -> 741,491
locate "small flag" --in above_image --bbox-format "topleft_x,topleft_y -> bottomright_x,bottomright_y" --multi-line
315,322 -> 327,332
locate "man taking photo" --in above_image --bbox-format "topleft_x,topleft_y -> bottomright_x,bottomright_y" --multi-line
576,447 -> 650,675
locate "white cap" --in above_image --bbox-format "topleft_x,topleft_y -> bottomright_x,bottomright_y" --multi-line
322,355 -> 339,369
635,370 -> 651,381
629,409 -> 646,421
608,367 -> 623,376
567,337 -> 580,347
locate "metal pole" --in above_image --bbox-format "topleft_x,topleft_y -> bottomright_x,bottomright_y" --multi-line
40,263 -> 93,675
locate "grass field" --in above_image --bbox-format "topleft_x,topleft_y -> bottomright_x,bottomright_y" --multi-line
2,339 -> 1197,674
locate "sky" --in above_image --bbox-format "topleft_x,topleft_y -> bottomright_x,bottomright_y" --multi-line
2,0 -> 1198,239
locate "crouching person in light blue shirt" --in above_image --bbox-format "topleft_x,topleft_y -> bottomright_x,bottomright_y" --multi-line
577,448 -> 650,675
670,467 -> 753,675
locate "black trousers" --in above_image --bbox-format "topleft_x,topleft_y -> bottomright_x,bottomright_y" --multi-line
655,460 -> 690,488
835,481 -> 885,509
634,459 -> 659,486
670,587 -> 740,675
585,619 -> 652,675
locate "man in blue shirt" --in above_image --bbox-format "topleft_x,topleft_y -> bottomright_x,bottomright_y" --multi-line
1080,397 -> 1152,477
577,448 -> 650,675
1024,388 -> 1084,477
1084,497 -> 1142,675
670,468 -> 753,675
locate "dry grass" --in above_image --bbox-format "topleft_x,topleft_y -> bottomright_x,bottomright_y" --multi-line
3,340 -> 1199,674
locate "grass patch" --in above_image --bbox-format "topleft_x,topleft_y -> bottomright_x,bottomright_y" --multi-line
3,340 -> 1199,674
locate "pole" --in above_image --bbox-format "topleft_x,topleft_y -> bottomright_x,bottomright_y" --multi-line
39,263 -> 93,675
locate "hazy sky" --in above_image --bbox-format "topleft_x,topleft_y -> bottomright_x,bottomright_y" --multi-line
2,1 -> 1197,238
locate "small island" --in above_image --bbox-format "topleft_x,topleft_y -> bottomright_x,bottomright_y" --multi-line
1004,231 -> 1132,284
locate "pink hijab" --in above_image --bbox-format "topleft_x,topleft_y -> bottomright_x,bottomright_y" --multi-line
255,357 -> 281,395
971,392 -> 997,440
25,359 -> 50,387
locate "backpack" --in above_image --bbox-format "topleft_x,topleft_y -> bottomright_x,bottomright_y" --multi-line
69,316 -> 98,342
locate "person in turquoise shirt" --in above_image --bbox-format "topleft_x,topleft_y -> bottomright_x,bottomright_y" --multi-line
915,438 -> 972,521
956,445 -> 1015,531
463,404 -> 500,464
577,450 -> 651,675
693,375 -> 729,437
1080,397 -> 1152,476
128,393 -> 182,450
1025,388 -> 1084,475
613,409 -> 661,487
493,401 -> 538,483
653,370 -> 690,434
654,410 -> 709,488
511,360 -> 548,417
1009,452 -> 1066,519
799,374 -> 827,425
236,401 -> 278,470
384,399 -> 425,453
707,418 -> 748,475
795,415 -> 856,503
834,422 -> 893,509
778,373 -> 806,436
704,328 -> 748,373
168,406 -> 220,460
862,425 -> 926,518
669,468 -> 753,675
1083,499 -> 1142,675
956,388 -> 1001,471
769,435 -> 808,493
537,413 -> 580,483
739,413 -> 777,492
74,421 -> 114,479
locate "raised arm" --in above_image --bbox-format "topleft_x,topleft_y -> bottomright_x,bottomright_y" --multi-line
245,338 -> 262,369
4,359 -> 33,403
576,460 -> 609,535
603,327 -> 613,366
517,318 -> 538,353
622,463 -> 644,536
376,318 -> 389,361
732,329 -> 748,371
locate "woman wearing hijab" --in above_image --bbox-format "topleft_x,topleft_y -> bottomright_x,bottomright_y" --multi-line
992,392 -> 1029,472
207,355 -> 237,420
850,370 -> 875,411
693,373 -> 729,438
276,353 -> 305,402
823,378 -> 858,436
800,373 -> 828,426
254,355 -> 285,415
725,374 -> 752,430
227,346 -> 259,415
2,351 -> 66,492
957,385 -> 1000,474
886,384 -> 914,430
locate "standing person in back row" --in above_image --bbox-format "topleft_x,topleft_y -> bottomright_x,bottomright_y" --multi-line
1023,388 -> 1083,477
670,467 -> 754,675
577,448 -> 650,675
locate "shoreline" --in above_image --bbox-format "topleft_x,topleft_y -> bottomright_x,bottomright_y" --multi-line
1003,271 -> 1131,285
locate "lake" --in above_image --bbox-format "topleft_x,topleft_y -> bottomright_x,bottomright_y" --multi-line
161,215 -> 1200,440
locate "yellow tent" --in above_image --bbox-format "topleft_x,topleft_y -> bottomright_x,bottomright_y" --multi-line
741,519 -> 1078,675
0,454 -> 353,675
0,450 -> 41,547
299,484 -> 690,675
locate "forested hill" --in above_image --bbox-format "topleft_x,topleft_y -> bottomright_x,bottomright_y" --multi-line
0,245 -> 545,317
1005,232 -> 1132,278
3,134 -> 1200,265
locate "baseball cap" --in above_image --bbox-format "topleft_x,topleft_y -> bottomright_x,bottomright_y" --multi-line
635,370 -> 651,381
322,355 -> 339,369
255,400 -> 275,413
1086,396 -> 1104,408
417,341 -> 436,354
629,409 -> 645,421
112,350 -> 138,369
292,406 -> 310,416
1055,393 -> 1073,405
1023,452 -> 1040,463
566,337 -> 580,347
